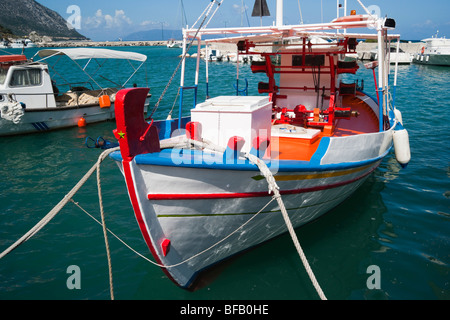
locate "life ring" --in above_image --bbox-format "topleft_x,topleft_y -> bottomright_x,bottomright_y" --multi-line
421,47 -> 425,55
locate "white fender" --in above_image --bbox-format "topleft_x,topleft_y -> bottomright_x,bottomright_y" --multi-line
393,128 -> 411,167
394,108 -> 403,125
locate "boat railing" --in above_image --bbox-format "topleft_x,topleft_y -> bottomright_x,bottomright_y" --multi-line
55,81 -> 96,93
177,85 -> 198,129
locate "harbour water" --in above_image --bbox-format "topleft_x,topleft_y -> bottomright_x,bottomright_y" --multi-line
0,46 -> 448,301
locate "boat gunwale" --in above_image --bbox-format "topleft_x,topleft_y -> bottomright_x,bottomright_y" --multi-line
109,135 -> 392,173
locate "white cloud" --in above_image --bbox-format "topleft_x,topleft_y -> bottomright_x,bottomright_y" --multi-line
232,3 -> 249,14
140,20 -> 160,27
84,9 -> 133,30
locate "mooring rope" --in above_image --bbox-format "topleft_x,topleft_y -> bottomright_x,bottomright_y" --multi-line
164,138 -> 328,300
96,148 -> 115,300
244,152 -> 327,300
0,136 -> 327,300
0,147 -> 118,260
0,146 -> 119,300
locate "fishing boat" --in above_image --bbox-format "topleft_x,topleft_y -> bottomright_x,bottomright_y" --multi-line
0,48 -> 148,136
109,0 -> 410,289
412,32 -> 450,66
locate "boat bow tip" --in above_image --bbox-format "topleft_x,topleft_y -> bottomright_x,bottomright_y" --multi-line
113,87 -> 160,161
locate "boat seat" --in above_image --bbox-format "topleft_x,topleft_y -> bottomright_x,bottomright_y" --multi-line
339,82 -> 356,95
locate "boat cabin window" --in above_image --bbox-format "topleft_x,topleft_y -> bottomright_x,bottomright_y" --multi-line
9,68 -> 42,87
292,55 -> 325,67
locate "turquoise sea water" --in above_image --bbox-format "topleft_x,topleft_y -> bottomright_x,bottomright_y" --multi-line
0,46 -> 448,301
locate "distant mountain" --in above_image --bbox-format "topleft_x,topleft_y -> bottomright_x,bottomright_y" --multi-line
0,0 -> 86,40
124,29 -> 183,41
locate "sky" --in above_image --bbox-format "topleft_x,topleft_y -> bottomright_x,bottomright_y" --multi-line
36,0 -> 450,41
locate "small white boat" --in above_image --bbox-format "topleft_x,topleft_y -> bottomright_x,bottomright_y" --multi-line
0,40 -> 9,49
9,39 -> 36,49
412,33 -> 450,66
110,0 -> 410,290
205,48 -> 223,62
370,45 -> 412,64
0,48 -> 149,136
167,39 -> 183,48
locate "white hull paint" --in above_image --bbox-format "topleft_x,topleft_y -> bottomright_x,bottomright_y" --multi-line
107,1 -> 411,290
0,103 -> 115,136
113,127 -> 393,288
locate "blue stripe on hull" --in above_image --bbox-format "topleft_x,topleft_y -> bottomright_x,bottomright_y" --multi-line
31,122 -> 49,131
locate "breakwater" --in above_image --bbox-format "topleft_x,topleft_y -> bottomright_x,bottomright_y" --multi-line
36,40 -> 423,59
36,40 -> 170,47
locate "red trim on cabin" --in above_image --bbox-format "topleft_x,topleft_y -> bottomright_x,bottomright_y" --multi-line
0,55 -> 27,63
147,164 -> 377,201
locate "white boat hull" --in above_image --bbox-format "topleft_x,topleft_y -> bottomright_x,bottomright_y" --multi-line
111,126 -> 393,288
0,99 -> 149,136
0,104 -> 115,136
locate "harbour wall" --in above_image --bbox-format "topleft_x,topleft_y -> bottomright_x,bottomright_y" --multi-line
36,40 -> 424,57
37,40 -> 176,47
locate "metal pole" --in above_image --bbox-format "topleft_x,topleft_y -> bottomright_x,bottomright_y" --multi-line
276,0 -> 283,27
180,32 -> 187,87
393,39 -> 400,107
236,46 -> 240,96
195,37 -> 201,86
205,44 -> 210,99
377,21 -> 384,132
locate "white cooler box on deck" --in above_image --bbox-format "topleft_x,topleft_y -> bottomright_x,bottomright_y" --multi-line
190,96 -> 272,154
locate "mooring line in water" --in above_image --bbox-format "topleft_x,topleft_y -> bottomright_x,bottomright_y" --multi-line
1,138 -> 327,300
95,148 -> 115,300
245,152 -> 327,300
0,146 -> 117,260
159,137 -> 328,299
71,195 -> 277,270
186,138 -> 328,300
0,146 -> 119,300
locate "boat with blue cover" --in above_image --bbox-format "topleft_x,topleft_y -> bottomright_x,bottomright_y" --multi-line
0,48 -> 148,136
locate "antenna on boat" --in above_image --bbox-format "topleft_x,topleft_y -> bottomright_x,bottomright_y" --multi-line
297,0 -> 304,24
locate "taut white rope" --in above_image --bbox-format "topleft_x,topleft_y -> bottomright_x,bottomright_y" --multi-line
0,147 -> 119,260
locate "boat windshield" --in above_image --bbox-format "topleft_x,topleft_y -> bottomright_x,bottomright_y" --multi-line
8,68 -> 42,87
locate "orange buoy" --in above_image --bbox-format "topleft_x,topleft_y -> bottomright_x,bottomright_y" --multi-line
99,95 -> 111,108
78,117 -> 86,127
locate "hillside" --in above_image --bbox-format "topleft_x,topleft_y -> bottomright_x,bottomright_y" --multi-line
0,0 -> 86,40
